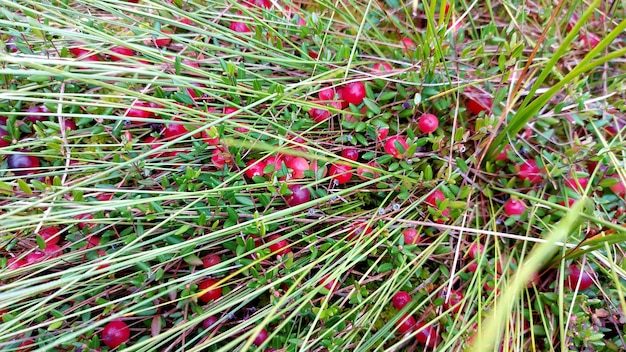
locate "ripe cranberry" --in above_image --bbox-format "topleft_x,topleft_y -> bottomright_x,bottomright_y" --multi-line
425,190 -> 446,207
267,235 -> 290,256
0,127 -> 10,147
264,155 -> 284,175
384,136 -> 408,159
310,160 -> 328,179
109,46 -> 134,61
309,104 -> 330,122
401,37 -> 416,50
580,32 -> 600,49
202,316 -> 218,331
441,290 -> 463,313
319,275 -> 338,292
202,254 -> 221,269
63,119 -> 77,131
356,161 -> 380,180
396,314 -> 416,334
242,0 -> 271,8
518,160 -> 543,185
25,105 -> 49,123
185,82 -> 206,100
341,148 -> 359,161
125,101 -> 155,121
7,257 -> 26,269
245,159 -> 267,179
153,30 -> 172,47
76,213 -> 96,230
392,291 -> 411,310
414,322 -> 439,347
565,264 -> 594,290
341,82 -> 366,106
318,87 -> 335,101
230,21 -> 253,33
418,113 -> 439,133
17,339 -> 35,351
494,145 -> 510,161
347,222 -> 373,240
25,250 -> 46,264
329,163 -> 353,185
564,177 -> 589,191
38,227 -> 61,245
402,228 -> 420,245
252,329 -> 269,346
467,242 -> 484,259
466,89 -> 492,115
198,279 -> 222,303
285,184 -> 310,207
606,174 -> 626,196
373,62 -> 392,71
211,148 -> 230,168
503,198 -> 526,216
163,120 -> 189,140
376,126 -> 389,140
285,157 -> 310,179
102,320 -> 130,348
7,152 -> 40,176
80,236 -> 101,250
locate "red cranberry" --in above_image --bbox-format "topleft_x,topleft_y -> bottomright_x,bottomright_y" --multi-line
384,136 -> 408,159
285,157 -> 310,179
341,82 -> 366,106
7,258 -> 26,269
356,161 -> 380,180
425,190 -> 446,207
565,264 -> 594,290
329,164 -> 353,185
392,291 -> 411,310
25,105 -> 49,123
198,279 -> 222,303
418,113 -> 439,133
441,290 -> 463,313
0,127 -> 9,147
230,21 -> 253,33
203,316 -> 219,331
606,174 -> 625,196
396,314 -> 416,334
319,275 -> 338,292
373,62 -> 392,71
503,199 -> 526,216
163,120 -> 189,140
402,228 -> 420,245
202,254 -> 221,269
318,87 -> 335,101
109,46 -> 134,61
347,222 -> 373,240
267,235 -> 290,256
414,322 -> 439,347
102,320 -> 130,348
518,160 -> 543,185
401,37 -> 416,50
38,227 -> 61,245
467,243 -> 484,259
285,184 -> 310,207
341,148 -> 359,161
564,176 -> 589,191
466,88 -> 492,115
245,159 -> 267,179
309,104 -> 330,122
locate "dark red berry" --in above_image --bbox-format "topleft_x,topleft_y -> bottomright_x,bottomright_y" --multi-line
163,120 -> 189,140
0,127 -> 9,148
245,159 -> 267,179
230,21 -> 253,33
198,279 -> 222,303
202,254 -> 221,269
606,174 -> 626,196
285,157 -> 310,179
318,87 -> 335,101
565,264 -> 594,290
285,184 -> 310,207
441,290 -> 463,313
346,222 -> 373,240
402,228 -> 420,245
518,160 -> 543,185
341,82 -> 366,106
109,46 -> 134,61
418,113 -> 439,133
253,329 -> 269,346
38,227 -> 61,245
309,104 -> 330,122
396,314 -> 416,334
425,190 -> 445,207
25,105 -> 49,123
102,320 -> 130,348
384,136 -> 408,159
329,164 -> 353,185
503,199 -> 526,216
392,291 -> 411,310
356,161 -> 380,180
467,242 -> 483,259
373,62 -> 392,71
564,176 -> 589,191
341,147 -> 359,161
267,235 -> 290,256
203,316 -> 219,331
414,322 -> 439,347
319,275 -> 338,292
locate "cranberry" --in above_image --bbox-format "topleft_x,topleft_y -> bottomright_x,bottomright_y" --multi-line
102,320 -> 130,348
163,120 -> 189,140
318,87 -> 335,101
341,82 -> 366,106
564,177 -> 589,191
402,228 -> 420,245
467,243 -> 484,259
198,279 -> 222,303
376,126 -> 389,140
329,163 -> 353,185
25,105 -> 49,123
565,264 -> 594,290
7,258 -> 26,269
109,46 -> 134,61
253,329 -> 269,346
518,160 -> 543,185
346,222 -> 373,240
341,148 -> 359,161
494,145 -> 510,161
396,314 -> 416,334
319,275 -> 338,292
373,62 -> 392,71
441,290 -> 463,313
580,32 -> 600,49
414,322 -> 439,347
125,101 -> 155,121
309,104 -> 331,122
285,184 -> 311,207
202,254 -> 221,269
503,198 -> 526,216
285,157 -> 310,179
242,0 -> 271,8
0,127 -> 9,147
392,291 -> 411,310
245,159 -> 267,179
384,136 -> 408,159
7,152 -> 40,176
418,113 -> 439,133
606,174 -> 626,196
466,88 -> 492,115
264,155 -> 284,175
230,21 -> 253,33
38,227 -> 61,245
202,316 -> 219,331
211,148 -> 229,168
401,37 -> 416,50
425,190 -> 446,207
153,30 -> 172,47
356,161 -> 380,180
267,235 -> 290,256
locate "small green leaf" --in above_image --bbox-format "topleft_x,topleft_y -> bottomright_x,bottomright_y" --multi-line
17,179 -> 32,195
